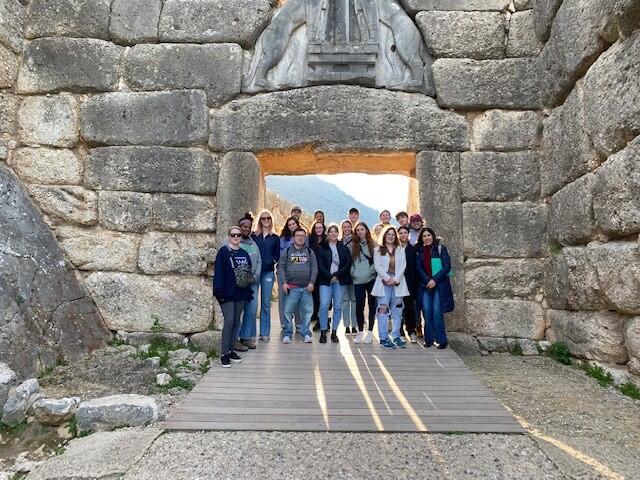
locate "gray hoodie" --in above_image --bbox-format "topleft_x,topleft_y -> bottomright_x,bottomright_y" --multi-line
277,245 -> 318,288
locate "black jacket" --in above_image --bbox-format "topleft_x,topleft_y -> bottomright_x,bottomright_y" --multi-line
317,241 -> 353,286
403,242 -> 418,293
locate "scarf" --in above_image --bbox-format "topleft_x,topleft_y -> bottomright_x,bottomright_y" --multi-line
423,244 -> 432,277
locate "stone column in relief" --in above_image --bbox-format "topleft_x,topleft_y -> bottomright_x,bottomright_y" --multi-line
416,151 -> 465,332
216,152 -> 261,238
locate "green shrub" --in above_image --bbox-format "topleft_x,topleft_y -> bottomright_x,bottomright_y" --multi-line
618,382 -> 640,400
584,363 -> 614,387
546,342 -> 572,365
511,343 -> 523,356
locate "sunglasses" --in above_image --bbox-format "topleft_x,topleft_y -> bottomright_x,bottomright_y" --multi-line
260,217 -> 272,221
229,233 -> 242,238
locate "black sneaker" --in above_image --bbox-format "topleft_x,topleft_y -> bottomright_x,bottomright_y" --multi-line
319,330 -> 327,344
345,326 -> 351,335
331,330 -> 339,343
221,355 -> 231,368
229,351 -> 243,363
437,343 -> 448,350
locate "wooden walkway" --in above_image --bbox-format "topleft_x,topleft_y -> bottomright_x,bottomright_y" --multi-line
164,332 -> 523,433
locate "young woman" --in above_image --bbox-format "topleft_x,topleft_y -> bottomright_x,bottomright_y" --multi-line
317,224 -> 352,343
340,220 -> 357,335
397,225 -> 418,343
313,210 -> 326,225
278,216 -> 301,331
351,222 -> 377,344
308,221 -> 327,330
416,227 -> 454,349
379,210 -> 392,226
213,226 -> 254,368
372,226 -> 409,349
372,223 -> 383,241
236,213 -> 262,351
251,209 -> 280,343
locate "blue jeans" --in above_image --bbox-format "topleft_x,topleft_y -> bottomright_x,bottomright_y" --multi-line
320,282 -> 343,331
375,285 -> 403,341
283,287 -> 313,338
239,271 -> 275,339
341,284 -> 357,329
422,289 -> 447,346
238,282 -> 259,340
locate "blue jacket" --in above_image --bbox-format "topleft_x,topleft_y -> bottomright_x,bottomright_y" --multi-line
416,243 -> 454,313
252,232 -> 280,273
213,246 -> 254,304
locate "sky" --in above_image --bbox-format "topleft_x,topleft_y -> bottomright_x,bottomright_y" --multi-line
317,173 -> 410,214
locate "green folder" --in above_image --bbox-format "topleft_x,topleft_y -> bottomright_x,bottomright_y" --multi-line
431,258 -> 453,277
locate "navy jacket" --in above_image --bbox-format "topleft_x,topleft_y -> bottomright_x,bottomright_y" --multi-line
416,242 -> 454,313
252,233 -> 280,273
213,246 -> 254,304
403,242 -> 418,294
317,241 -> 353,286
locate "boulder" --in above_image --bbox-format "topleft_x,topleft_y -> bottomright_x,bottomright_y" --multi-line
138,232 -> 217,275
465,259 -> 543,300
0,93 -> 18,135
152,194 -> 216,232
506,10 -> 541,57
98,191 -> 152,233
9,148 -> 82,185
110,0 -> 162,44
80,90 -> 208,146
27,185 -> 98,226
144,357 -> 161,369
477,337 -> 510,353
0,0 -> 26,53
472,109 -> 540,152
25,0 -> 110,39
465,299 -> 545,339
17,38 -> 123,94
447,332 -> 481,356
209,85 -> 469,152
626,317 -> 640,375
85,272 -> 213,333
548,173 -> 596,246
0,43 -> 18,87
547,310 -> 628,364
1,378 -> 39,426
32,397 -> 80,425
76,394 -> 159,431
518,338 -> 539,355
19,94 -> 78,147
0,363 -> 18,411
189,331 -> 222,353
155,373 -> 172,386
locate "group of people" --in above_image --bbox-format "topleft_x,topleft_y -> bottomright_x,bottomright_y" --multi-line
213,206 -> 454,368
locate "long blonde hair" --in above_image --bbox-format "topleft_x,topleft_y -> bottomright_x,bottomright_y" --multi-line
253,209 -> 275,235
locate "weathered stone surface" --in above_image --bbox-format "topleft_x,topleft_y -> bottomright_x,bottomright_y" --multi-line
466,299 -> 545,339
159,0 -> 272,47
433,58 -> 540,109
124,43 -> 242,107
545,242 -> 640,313
9,148 -> 82,185
98,191 -> 152,233
401,0 -> 510,13
138,232 -> 216,275
85,272 -> 213,333
19,95 -> 78,148
152,194 -> 216,232
189,330 -> 221,353
0,44 -> 18,87
547,310 -> 629,364
541,84 -> 602,196
465,259 -> 543,300
549,173 -> 596,246
0,0 -> 25,52
583,33 -> 640,158
0,166 -> 108,378
416,151 -> 465,331
28,429 -> 162,480
76,394 -> 159,431
416,11 -> 505,59
56,226 -> 140,272
1,379 -> 39,426
477,336 -> 510,353
533,0 -> 563,42
0,363 -> 18,412
507,10 -> 541,57
598,0 -> 640,43
80,91 -> 208,147
463,202 -> 547,258
156,373 -> 171,386
85,147 -> 218,194
626,317 -> 640,374
514,0 -> 533,10
460,151 -> 540,201
110,0 -> 162,44
518,338 -> 539,355
25,0 -> 110,39
0,93 -> 18,135
17,38 -> 123,94
32,397 -> 80,425
119,331 -> 185,347
210,85 -> 469,152
472,109 -> 540,152
28,185 -> 97,226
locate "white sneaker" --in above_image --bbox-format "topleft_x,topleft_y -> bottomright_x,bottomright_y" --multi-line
283,336 -> 291,344
354,332 -> 363,344
409,333 -> 418,344
304,334 -> 313,343
364,331 -> 373,344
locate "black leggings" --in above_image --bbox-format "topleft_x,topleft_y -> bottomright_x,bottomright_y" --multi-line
354,280 -> 376,332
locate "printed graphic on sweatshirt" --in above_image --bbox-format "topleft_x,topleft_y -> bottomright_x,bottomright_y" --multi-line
231,255 -> 250,269
289,249 -> 309,265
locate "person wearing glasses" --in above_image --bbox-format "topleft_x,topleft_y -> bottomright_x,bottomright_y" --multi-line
251,209 -> 280,343
235,213 -> 262,352
213,226 -> 254,368
278,216 -> 302,331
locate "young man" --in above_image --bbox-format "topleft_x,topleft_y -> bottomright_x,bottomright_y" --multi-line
395,211 -> 409,227
408,213 -> 423,246
277,228 -> 318,344
379,209 -> 392,226
290,205 -> 303,221
348,207 -> 360,225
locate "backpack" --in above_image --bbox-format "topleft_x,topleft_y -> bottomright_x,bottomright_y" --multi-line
229,248 -> 253,288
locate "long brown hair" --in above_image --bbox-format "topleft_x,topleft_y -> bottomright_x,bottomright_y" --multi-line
378,225 -> 399,256
280,216 -> 300,240
352,222 -> 375,260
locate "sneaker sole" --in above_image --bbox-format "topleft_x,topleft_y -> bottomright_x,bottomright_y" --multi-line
230,358 -> 243,364
221,363 -> 231,368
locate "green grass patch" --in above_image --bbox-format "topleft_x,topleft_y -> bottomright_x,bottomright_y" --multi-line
549,243 -> 563,254
154,376 -> 195,393
107,336 -> 126,347
618,382 -> 640,400
0,421 -> 28,437
9,473 -> 27,480
584,363 -> 614,387
198,361 -> 211,374
511,343 -> 523,356
546,342 -> 572,365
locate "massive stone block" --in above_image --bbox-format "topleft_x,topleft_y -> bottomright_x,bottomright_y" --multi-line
110,0 -> 162,44
545,242 -> 640,314
432,58 -> 541,110
548,173 -> 596,246
547,310 -> 629,364
25,0 -> 110,40
152,194 -> 216,232
401,0 -> 510,13
593,138 -> 640,237
626,317 -> 640,375
98,191 -> 152,233
533,0 -> 563,42
0,44 -> 18,87
465,259 -> 544,300
28,185 -> 98,226
583,32 -> 640,158
465,299 -> 545,339
159,0 -> 273,47
80,91 -> 208,147
85,272 -> 213,333
507,10 -> 541,57
0,165 -> 109,377
85,147 -> 218,194
460,151 -> 540,202
19,95 -> 79,148
17,38 -> 123,94
0,0 -> 26,53
9,148 -> 82,185
123,44 -> 242,107
210,86 -> 469,152
138,232 -> 217,275
472,110 -> 540,152
0,93 -> 18,135
416,11 -> 505,59
463,202 -> 547,258
541,84 -> 602,196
